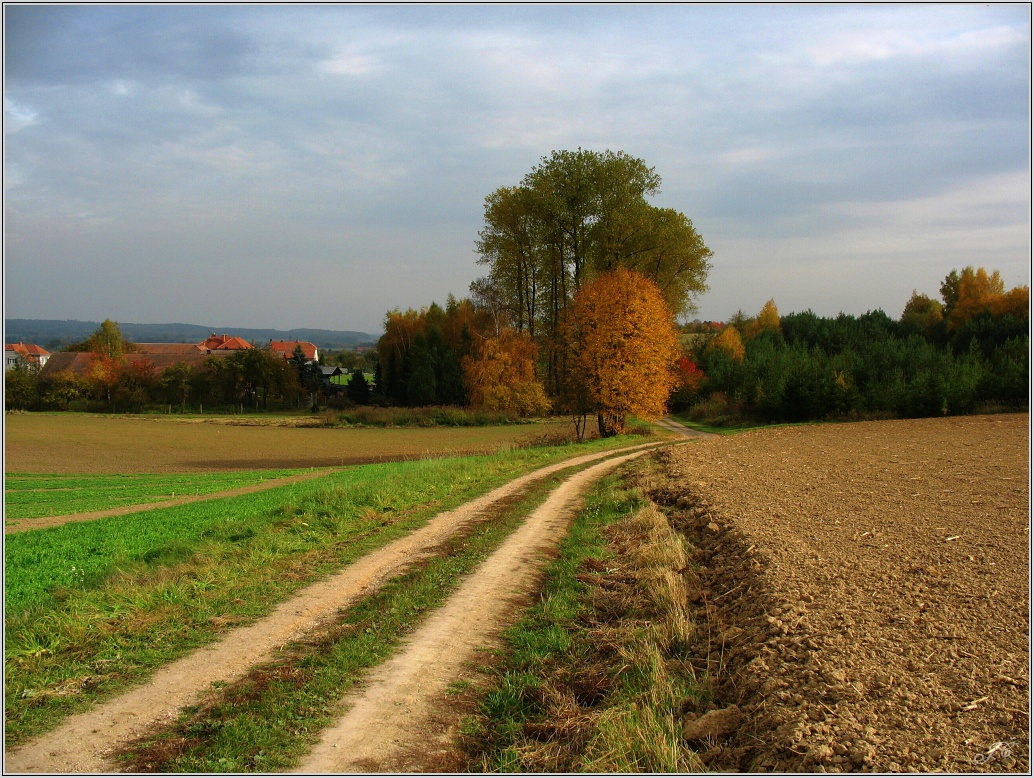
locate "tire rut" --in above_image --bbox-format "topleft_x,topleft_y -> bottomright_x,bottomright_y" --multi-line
3,441 -> 665,774
293,448 -> 656,773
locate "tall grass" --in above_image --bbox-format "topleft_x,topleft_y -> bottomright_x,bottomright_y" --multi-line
460,471 -> 706,773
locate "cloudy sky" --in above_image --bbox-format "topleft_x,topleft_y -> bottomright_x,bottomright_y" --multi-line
4,4 -> 1030,334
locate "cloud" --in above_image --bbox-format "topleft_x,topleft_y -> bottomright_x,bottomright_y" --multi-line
3,97 -> 38,130
3,5 -> 1029,331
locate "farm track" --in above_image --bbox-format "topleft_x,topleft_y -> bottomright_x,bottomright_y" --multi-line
294,448 -> 655,773
3,440 -> 668,774
3,469 -> 342,534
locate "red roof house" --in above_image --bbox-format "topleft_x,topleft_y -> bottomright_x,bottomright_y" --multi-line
199,334 -> 253,353
4,343 -> 51,371
269,340 -> 319,363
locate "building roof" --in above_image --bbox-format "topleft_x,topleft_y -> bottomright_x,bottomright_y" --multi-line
319,365 -> 343,376
134,343 -> 204,355
199,334 -> 253,351
269,340 -> 319,360
5,342 -> 51,359
38,351 -> 96,377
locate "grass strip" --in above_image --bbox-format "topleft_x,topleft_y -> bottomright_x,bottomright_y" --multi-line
459,467 -> 707,772
113,471 -> 570,772
3,470 -> 310,520
4,436 -> 635,745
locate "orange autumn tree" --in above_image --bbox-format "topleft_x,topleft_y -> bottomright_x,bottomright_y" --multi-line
707,324 -> 746,361
462,329 -> 550,416
944,266 -> 1029,333
562,268 -> 681,438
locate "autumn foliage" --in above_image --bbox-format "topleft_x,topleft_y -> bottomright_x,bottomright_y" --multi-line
563,268 -> 681,437
707,325 -> 745,361
462,329 -> 550,416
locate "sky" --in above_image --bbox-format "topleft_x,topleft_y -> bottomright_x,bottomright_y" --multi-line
3,4 -> 1030,335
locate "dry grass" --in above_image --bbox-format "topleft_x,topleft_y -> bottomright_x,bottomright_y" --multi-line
463,475 -> 706,773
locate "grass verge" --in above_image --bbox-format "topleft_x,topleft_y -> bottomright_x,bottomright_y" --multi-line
458,467 -> 707,772
112,472 -> 570,772
4,436 -> 637,746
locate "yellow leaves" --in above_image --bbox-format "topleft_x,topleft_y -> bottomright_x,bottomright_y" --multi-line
564,268 -> 681,431
463,329 -> 550,416
947,266 -> 1027,332
746,299 -> 781,339
708,326 -> 745,362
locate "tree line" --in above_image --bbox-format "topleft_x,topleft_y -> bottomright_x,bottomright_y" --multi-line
7,148 -> 1026,434
678,266 -> 1028,425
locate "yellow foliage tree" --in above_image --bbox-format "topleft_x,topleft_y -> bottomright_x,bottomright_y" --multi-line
947,267 -> 1007,332
746,299 -> 781,338
563,268 -> 681,437
462,329 -> 550,416
708,325 -> 745,361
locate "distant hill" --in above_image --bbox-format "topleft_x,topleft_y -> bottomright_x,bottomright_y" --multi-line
4,319 -> 379,351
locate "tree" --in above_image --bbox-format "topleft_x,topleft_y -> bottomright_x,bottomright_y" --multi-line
707,326 -> 746,362
474,148 -> 711,392
39,369 -> 88,410
947,267 -> 1005,333
462,329 -> 550,416
86,319 -> 131,360
562,268 -> 681,437
746,299 -> 781,339
900,291 -> 944,339
4,363 -> 39,410
346,369 -> 372,405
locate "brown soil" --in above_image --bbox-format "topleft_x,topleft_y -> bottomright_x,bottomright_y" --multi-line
2,442 -> 662,774
3,413 -> 568,474
649,413 -> 1029,772
3,468 -> 341,534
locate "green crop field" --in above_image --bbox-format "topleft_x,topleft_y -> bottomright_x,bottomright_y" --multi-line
3,434 -> 645,744
4,471 -> 308,519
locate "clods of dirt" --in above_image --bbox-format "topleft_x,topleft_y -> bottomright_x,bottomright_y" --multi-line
651,414 -> 1029,773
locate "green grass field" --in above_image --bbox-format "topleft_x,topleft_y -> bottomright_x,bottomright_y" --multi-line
4,435 -> 641,745
4,471 -> 309,519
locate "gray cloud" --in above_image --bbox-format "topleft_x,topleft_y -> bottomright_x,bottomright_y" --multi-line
3,5 -> 1029,332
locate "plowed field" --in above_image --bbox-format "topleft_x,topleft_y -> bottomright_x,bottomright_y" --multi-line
651,413 -> 1029,772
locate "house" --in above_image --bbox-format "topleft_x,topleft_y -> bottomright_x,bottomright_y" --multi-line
319,365 -> 344,393
4,343 -> 51,371
269,340 -> 319,363
36,351 -> 96,378
199,334 -> 254,354
134,343 -> 204,356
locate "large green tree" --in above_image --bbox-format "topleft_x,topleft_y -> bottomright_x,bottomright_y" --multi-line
473,148 -> 711,391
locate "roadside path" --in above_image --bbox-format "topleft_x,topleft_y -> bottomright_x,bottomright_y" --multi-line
294,448 -> 655,772
3,441 -> 666,774
655,415 -> 714,438
4,469 -> 343,534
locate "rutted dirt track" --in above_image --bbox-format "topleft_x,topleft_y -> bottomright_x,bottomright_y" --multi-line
3,442 -> 661,774
5,415 -> 1028,774
295,449 -> 653,773
651,414 -> 1029,772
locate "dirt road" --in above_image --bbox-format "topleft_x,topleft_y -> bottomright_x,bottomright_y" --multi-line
651,413 -> 1029,772
3,441 -> 664,773
295,448 -> 654,773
